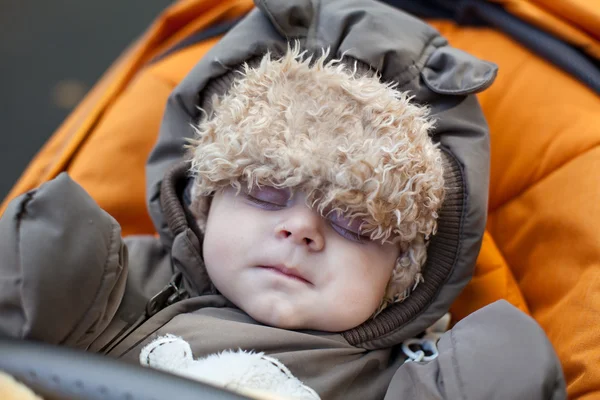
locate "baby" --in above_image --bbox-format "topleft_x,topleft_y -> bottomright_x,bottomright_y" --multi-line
0,1 -> 565,398
135,47 -> 447,398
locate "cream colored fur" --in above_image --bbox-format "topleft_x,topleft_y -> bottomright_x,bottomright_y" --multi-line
140,334 -> 320,400
188,45 -> 445,307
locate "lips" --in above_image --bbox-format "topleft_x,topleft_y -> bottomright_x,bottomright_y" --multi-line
258,264 -> 312,285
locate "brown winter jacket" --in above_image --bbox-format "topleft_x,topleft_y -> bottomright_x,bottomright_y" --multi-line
0,1 -> 566,399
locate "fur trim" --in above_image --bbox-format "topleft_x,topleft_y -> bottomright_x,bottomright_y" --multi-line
187,45 -> 445,306
141,334 -> 320,399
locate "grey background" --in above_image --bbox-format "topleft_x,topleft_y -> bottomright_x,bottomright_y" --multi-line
0,0 -> 173,200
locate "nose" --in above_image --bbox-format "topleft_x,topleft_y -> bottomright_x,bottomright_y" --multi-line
275,207 -> 325,251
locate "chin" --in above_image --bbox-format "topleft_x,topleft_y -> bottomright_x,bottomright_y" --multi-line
245,302 -> 305,330
242,300 -> 372,332
255,310 -> 303,330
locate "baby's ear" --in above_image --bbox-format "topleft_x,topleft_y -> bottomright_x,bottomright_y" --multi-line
422,46 -> 498,95
139,334 -> 194,371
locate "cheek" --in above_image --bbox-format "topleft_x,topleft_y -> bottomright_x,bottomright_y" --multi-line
202,225 -> 231,270
202,202 -> 243,271
345,244 -> 396,281
315,245 -> 396,331
201,195 -> 264,272
327,244 -> 397,307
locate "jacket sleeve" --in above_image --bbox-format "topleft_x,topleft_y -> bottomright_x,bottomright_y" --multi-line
384,300 -> 566,400
0,173 -> 128,349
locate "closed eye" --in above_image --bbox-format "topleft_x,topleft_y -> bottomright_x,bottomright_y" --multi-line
243,186 -> 290,210
244,194 -> 285,210
330,223 -> 371,243
326,211 -> 370,243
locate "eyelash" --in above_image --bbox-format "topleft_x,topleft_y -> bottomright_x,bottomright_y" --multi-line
244,195 -> 286,211
330,223 -> 370,243
245,193 -> 370,243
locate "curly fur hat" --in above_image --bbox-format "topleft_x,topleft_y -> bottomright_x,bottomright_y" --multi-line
187,46 -> 445,309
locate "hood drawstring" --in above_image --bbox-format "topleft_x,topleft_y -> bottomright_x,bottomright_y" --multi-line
401,313 -> 451,363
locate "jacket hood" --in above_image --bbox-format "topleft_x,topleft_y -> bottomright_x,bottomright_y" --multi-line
146,0 -> 497,349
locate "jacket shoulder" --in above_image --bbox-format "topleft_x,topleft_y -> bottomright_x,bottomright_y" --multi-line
0,174 -> 127,348
385,301 -> 566,400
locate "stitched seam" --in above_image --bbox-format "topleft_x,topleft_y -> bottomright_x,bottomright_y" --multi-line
396,33 -> 440,88
450,329 -> 467,400
259,0 -> 287,38
395,60 -> 418,87
307,0 -> 320,48
424,60 -> 497,95
144,55 -> 207,88
144,340 -> 178,364
405,364 -> 420,398
62,218 -> 119,345
15,191 -> 35,338
427,76 -> 495,95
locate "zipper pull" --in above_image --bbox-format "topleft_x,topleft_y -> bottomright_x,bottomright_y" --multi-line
145,272 -> 189,317
101,272 -> 189,355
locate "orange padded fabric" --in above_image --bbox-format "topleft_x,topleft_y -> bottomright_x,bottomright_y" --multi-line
491,0 -> 600,59
429,20 -> 600,399
450,231 -> 529,322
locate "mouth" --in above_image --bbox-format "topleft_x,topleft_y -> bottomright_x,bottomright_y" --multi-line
257,265 -> 313,285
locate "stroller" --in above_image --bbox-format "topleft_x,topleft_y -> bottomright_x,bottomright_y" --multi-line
1,0 -> 599,398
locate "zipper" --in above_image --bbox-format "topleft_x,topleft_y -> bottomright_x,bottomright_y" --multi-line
100,272 -> 189,355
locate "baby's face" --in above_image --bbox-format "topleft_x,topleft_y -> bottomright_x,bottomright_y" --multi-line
201,186 -> 399,332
